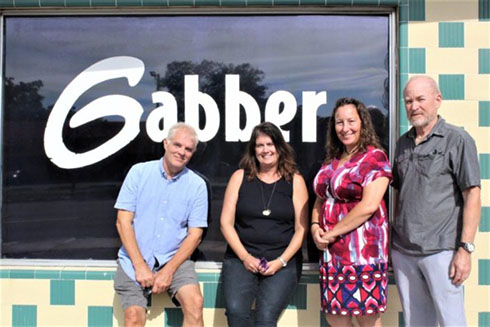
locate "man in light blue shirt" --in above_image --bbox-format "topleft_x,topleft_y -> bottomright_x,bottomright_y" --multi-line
114,122 -> 208,327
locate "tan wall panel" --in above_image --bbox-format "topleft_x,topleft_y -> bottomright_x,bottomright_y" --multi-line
466,21 -> 490,48
481,180 -> 490,206
426,48 -> 478,74
466,75 -> 490,100
467,129 -> 490,153
408,22 -> 438,47
75,280 -> 118,306
438,101 -> 478,127
37,305 -> 89,327
0,279 -> 50,305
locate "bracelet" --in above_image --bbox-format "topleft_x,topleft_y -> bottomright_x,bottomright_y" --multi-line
241,253 -> 251,262
311,222 -> 321,227
277,256 -> 287,267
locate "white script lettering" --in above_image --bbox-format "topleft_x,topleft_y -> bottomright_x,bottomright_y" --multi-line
44,56 -> 326,169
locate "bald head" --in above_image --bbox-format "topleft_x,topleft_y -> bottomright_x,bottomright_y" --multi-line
403,75 -> 441,98
403,75 -> 442,130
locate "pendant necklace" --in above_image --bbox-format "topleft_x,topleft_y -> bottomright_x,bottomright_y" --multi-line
260,180 -> 277,216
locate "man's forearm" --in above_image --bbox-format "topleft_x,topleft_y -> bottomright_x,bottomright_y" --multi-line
163,228 -> 203,273
461,186 -> 481,243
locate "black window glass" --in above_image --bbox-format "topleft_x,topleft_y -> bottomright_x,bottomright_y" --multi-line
2,15 -> 390,261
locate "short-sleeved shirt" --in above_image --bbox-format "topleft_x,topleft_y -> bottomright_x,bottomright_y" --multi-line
115,158 -> 208,282
392,117 -> 480,256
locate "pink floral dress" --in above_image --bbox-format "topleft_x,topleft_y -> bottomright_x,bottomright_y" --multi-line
313,146 -> 392,316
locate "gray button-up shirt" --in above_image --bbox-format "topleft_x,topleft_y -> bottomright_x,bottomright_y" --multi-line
392,117 -> 480,256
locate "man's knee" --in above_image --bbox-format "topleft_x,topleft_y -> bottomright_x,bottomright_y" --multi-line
183,292 -> 203,314
124,306 -> 146,326
178,285 -> 204,322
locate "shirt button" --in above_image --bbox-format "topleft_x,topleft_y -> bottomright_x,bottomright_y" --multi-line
157,234 -> 161,238
163,200 -> 167,204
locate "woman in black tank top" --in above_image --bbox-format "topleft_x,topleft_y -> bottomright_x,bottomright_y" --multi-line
221,122 -> 309,327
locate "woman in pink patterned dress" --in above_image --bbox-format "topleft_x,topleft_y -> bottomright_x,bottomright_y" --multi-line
311,98 -> 392,327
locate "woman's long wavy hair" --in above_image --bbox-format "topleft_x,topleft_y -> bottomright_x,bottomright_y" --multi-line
239,122 -> 297,182
324,97 -> 381,164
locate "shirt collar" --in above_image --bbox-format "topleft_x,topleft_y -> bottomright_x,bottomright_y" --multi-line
408,116 -> 446,140
159,157 -> 188,181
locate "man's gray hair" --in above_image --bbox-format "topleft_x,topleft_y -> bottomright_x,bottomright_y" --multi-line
403,75 -> 441,96
166,122 -> 199,150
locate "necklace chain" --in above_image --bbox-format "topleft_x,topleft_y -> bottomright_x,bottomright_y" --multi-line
260,180 -> 277,216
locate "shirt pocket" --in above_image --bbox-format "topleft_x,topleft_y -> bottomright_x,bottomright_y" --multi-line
416,151 -> 446,177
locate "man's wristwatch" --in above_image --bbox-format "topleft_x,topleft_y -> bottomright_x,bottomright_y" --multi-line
459,242 -> 475,253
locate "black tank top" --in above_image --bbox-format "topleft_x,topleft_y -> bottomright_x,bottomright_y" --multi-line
225,174 -> 299,261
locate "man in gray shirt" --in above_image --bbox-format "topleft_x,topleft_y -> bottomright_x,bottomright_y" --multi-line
392,75 -> 481,327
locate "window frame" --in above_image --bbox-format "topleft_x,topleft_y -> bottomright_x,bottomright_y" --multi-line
0,8 -> 398,270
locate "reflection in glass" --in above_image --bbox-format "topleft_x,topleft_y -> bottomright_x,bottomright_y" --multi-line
2,15 -> 389,261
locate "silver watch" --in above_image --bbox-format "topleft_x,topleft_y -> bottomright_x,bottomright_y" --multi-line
459,242 -> 475,253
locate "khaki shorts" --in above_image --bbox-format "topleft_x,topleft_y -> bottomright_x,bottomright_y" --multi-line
114,260 -> 199,310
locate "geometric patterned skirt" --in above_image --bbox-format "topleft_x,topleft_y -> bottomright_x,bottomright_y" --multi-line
319,262 -> 388,316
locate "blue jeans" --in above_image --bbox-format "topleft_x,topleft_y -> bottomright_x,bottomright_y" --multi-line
222,256 -> 301,327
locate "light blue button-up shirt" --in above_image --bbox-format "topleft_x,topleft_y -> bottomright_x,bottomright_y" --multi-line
115,158 -> 208,283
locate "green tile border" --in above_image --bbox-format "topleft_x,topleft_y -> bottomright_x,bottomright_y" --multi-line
12,305 -> 37,327
478,259 -> 490,285
439,74 -> 465,100
9,269 -> 35,279
165,307 -> 183,327
14,0 -> 39,7
0,0 -> 407,7
203,282 -> 225,308
479,0 -> 490,21
480,153 -> 490,180
0,269 -> 326,283
409,48 -> 425,73
92,0 -> 117,6
117,0 -> 144,5
40,0 -> 66,6
66,0 -> 91,6
0,0 -> 14,6
35,270 -> 61,279
88,306 -> 114,327
408,0 -> 424,21
480,207 -> 490,232
480,101 -> 490,127
198,272 -> 221,282
479,49 -> 490,74
479,312 -> 490,327
194,0 -> 221,5
399,3 -> 409,22
86,271 -> 115,280
399,73 -> 409,135
61,270 -> 86,280
439,22 -> 464,48
50,279 -> 75,305
399,47 -> 409,74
